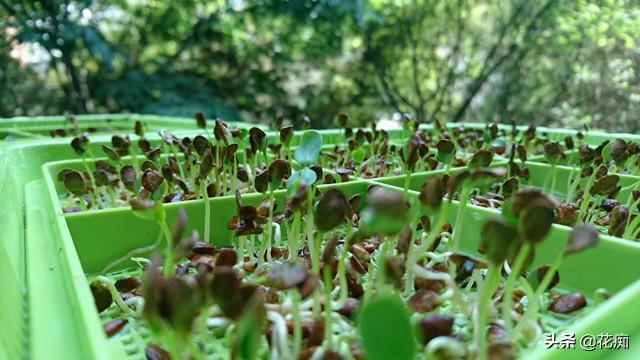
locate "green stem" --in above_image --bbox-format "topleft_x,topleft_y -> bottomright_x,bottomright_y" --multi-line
268,188 -> 275,259
81,154 -> 100,207
159,220 -> 175,277
237,236 -> 246,266
516,253 -> 563,333
231,159 -> 238,195
403,172 -> 411,200
577,170 -> 597,221
336,246 -> 349,308
475,263 -> 500,360
201,182 -> 211,243
292,289 -> 302,359
93,276 -> 139,318
130,149 -> 140,173
78,195 -> 88,211
549,163 -> 557,197
577,191 -> 592,223
404,201 -> 451,297
501,242 -> 531,337
450,187 -> 471,251
370,142 -> 376,175
323,265 -> 333,349
311,232 -> 321,319
289,212 -> 301,261
377,240 -> 390,291
565,167 -> 581,203
623,196 -> 640,239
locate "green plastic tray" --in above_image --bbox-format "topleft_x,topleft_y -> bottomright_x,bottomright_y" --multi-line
444,122 -> 640,146
0,114 -> 261,140
37,170 -> 640,359
374,161 -> 640,244
4,117 -> 640,359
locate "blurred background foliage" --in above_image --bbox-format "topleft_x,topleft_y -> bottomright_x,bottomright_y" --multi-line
1,0 -> 639,131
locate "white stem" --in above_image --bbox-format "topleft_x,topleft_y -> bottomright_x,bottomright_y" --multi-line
267,311 -> 292,359
206,317 -> 230,328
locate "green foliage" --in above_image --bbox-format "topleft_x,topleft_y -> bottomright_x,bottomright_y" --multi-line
358,295 -> 415,360
2,0 -> 640,131
286,168 -> 317,195
294,130 -> 323,166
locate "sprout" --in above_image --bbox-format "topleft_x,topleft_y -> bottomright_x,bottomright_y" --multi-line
294,130 -> 323,167
475,217 -> 518,358
63,170 -> 89,210
435,139 -> 455,166
468,149 -> 493,169
358,295 -> 415,360
608,205 -> 629,237
419,176 -> 445,212
314,188 -> 350,232
195,111 -> 206,129
358,186 -> 408,237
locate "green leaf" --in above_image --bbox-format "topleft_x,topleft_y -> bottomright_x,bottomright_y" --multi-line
286,167 -> 317,195
435,139 -> 455,165
130,199 -> 162,222
352,148 -> 365,164
314,188 -> 350,232
359,295 -> 415,360
481,216 -> 518,264
294,130 -> 323,166
234,299 -> 263,360
358,187 -> 408,236
63,170 -> 87,196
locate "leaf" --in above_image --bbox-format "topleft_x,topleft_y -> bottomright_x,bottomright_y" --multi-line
101,145 -> 120,161
518,200 -> 555,243
358,295 -> 415,360
134,120 -> 145,137
70,135 -> 88,155
435,139 -> 455,164
501,177 -> 519,198
481,217 -> 518,264
234,298 -> 264,360
286,167 -> 317,195
294,130 -> 323,166
195,111 -> 206,129
214,119 -> 234,144
352,148 -> 365,164
249,127 -> 267,154
470,167 -> 506,189
193,135 -> 211,157
510,188 -> 557,216
543,141 -> 563,163
314,188 -> 350,232
142,169 -> 165,193
608,205 -> 629,237
63,170 -> 88,196
199,148 -> 214,179
358,186 -> 408,236
468,149 -> 493,168
419,176 -> 445,211
566,224 -> 599,255
268,159 -> 291,189
609,139 -> 628,165
254,170 -> 269,193
130,199 -> 161,221
578,144 -> 595,165
590,174 -> 619,196
279,125 -> 294,145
